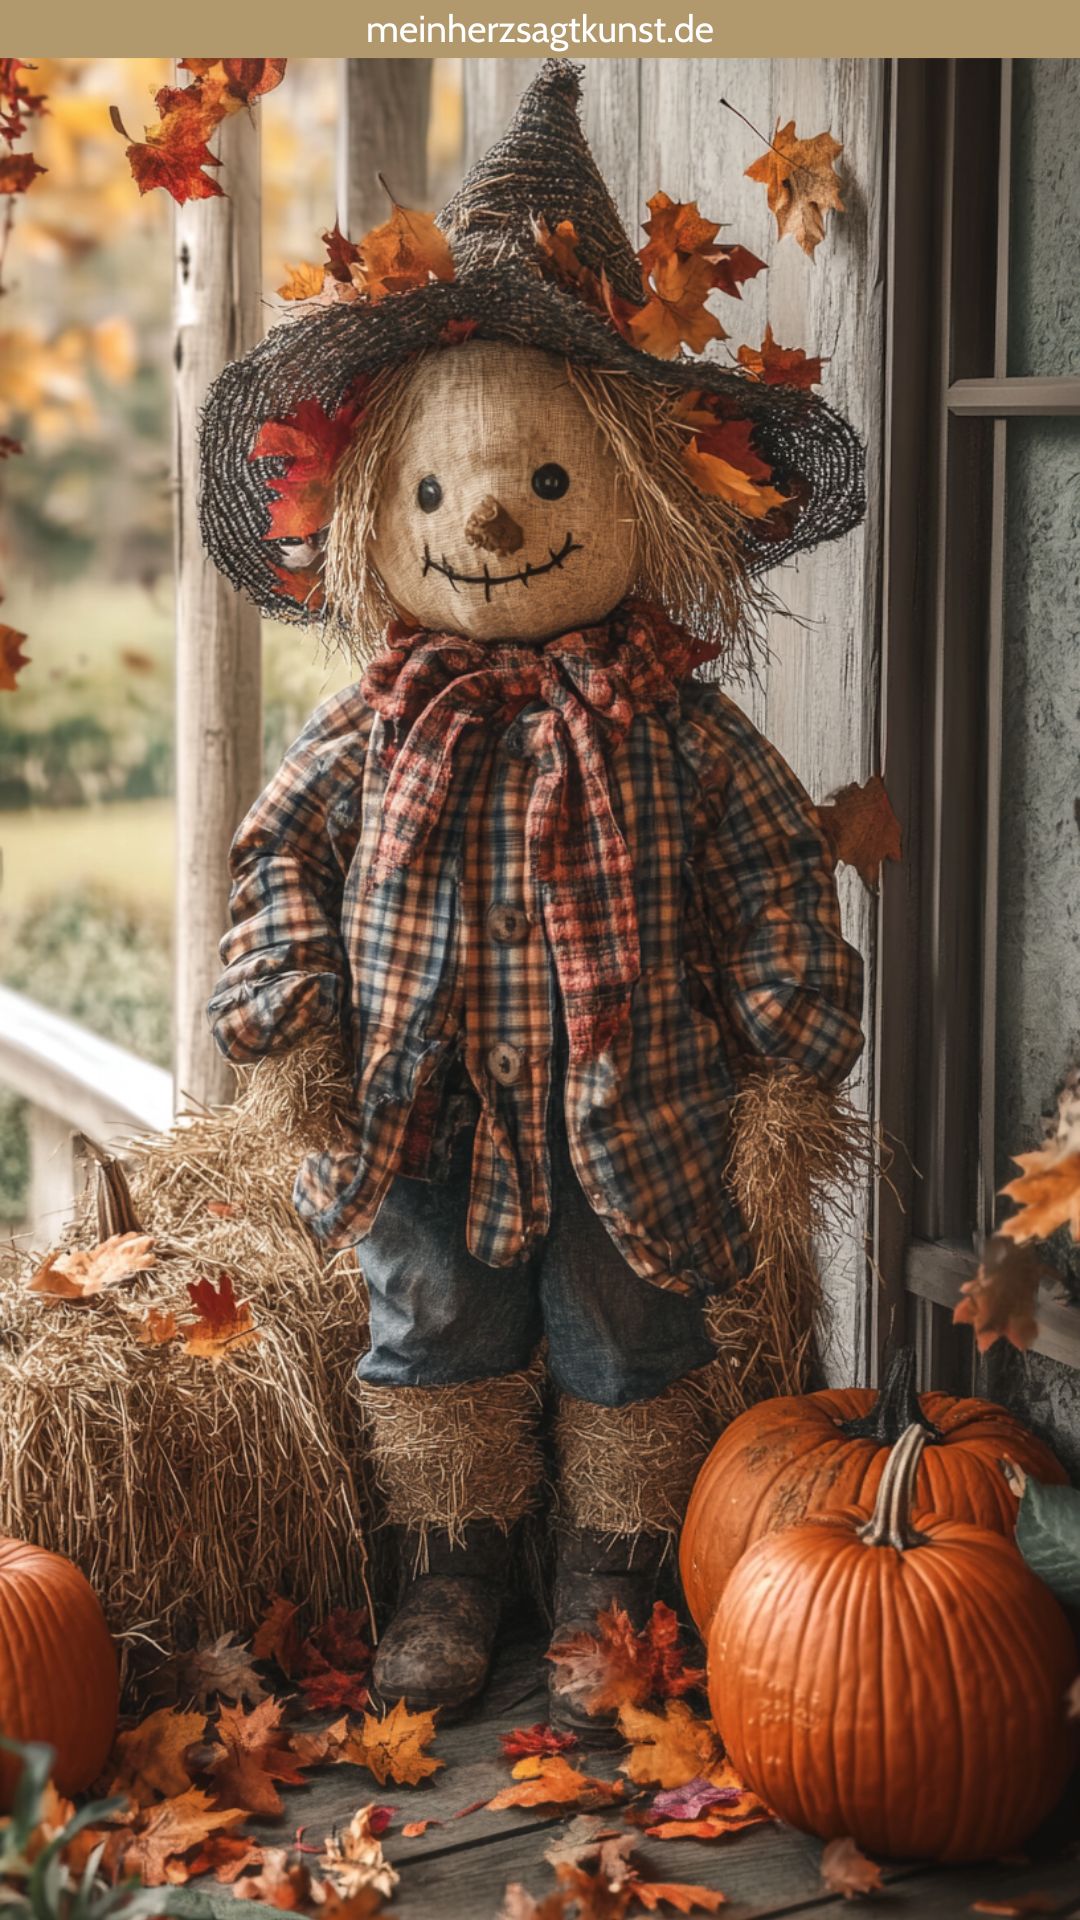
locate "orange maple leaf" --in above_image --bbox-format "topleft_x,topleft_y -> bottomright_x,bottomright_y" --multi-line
120,1787 -> 247,1888
999,1149 -> 1080,1245
618,1701 -> 723,1791
953,1236 -> 1045,1354
532,215 -> 604,302
229,1845 -> 312,1908
180,59 -> 287,107
133,1306 -> 179,1346
181,1273 -> 260,1361
110,1706 -> 207,1807
736,324 -> 825,390
208,1698 -> 310,1818
815,774 -> 902,888
681,439 -> 789,519
181,1833 -> 265,1884
548,1601 -> 703,1719
626,251 -> 727,360
278,262 -> 326,301
117,87 -> 224,205
489,1753 -> 626,1813
336,1698 -> 443,1787
29,1231 -> 156,1303
638,192 -> 720,269
0,622 -> 30,691
351,200 -> 454,302
820,1836 -> 884,1899
746,119 -> 845,260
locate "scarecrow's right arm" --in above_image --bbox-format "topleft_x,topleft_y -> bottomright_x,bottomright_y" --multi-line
207,688 -> 371,1063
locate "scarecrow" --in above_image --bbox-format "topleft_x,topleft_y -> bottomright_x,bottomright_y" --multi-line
199,62 -> 866,1736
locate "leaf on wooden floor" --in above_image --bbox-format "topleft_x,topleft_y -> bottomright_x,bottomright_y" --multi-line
318,1804 -> 400,1902
820,1837 -> 885,1899
547,1600 -> 704,1716
501,1722 -> 579,1761
119,1786 -> 248,1887
617,1701 -> 723,1790
649,1778 -> 744,1823
253,1594 -> 303,1676
969,1900 -> 1057,1916
401,1818 -> 439,1838
176,1631 -> 268,1709
335,1698 -> 443,1787
488,1754 -> 627,1811
109,1706 -> 208,1805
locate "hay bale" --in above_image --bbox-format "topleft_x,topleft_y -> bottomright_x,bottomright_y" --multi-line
0,1048 -> 371,1681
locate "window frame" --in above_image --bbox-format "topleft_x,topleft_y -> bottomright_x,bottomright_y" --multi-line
874,57 -> 1080,1391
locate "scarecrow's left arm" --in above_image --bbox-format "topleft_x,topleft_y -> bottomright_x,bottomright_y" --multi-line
692,696 -> 864,1087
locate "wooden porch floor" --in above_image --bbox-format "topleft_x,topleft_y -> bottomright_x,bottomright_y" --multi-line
229,1618 -> 1080,1920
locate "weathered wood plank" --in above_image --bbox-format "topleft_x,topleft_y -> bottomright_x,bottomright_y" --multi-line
173,102 -> 263,1113
338,58 -> 432,237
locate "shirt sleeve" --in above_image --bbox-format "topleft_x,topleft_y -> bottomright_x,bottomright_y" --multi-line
207,688 -> 372,1064
690,691 -> 865,1087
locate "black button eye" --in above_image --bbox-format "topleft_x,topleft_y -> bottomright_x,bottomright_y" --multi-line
417,475 -> 443,513
532,462 -> 570,501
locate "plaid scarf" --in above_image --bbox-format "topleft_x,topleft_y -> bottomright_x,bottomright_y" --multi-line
361,601 -> 717,1059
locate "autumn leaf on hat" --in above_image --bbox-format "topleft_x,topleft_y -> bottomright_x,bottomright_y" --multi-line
746,119 -> 845,260
278,262 -> 327,302
737,324 -> 825,390
349,197 -> 454,302
250,389 -> 366,542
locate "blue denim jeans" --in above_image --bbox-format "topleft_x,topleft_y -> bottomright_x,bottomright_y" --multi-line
356,1118 -> 715,1407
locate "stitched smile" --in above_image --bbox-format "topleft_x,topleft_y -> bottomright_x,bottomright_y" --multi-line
421,531 -> 582,602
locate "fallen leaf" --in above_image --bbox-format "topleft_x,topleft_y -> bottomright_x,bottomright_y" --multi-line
452,1799 -> 488,1819
969,1901 -> 1056,1917
336,1699 -> 443,1787
121,1787 -> 247,1888
498,1887 -> 571,1920
618,1701 -> 723,1790
543,1816 -> 624,1869
627,1882 -> 727,1913
953,1237 -> 1044,1353
736,324 -> 825,389
489,1754 -> 626,1812
0,151 -> 45,193
816,774 -> 902,887
999,1149 -> 1080,1245
208,1697 -> 310,1817
820,1836 -> 884,1899
28,1231 -> 155,1302
232,1847 -> 312,1907
253,1594 -> 303,1676
110,1706 -> 207,1804
133,1307 -> 179,1346
182,1834 -> 265,1883
180,1631 -> 268,1709
649,1779 -> 742,1823
547,1600 -> 704,1718
501,1723 -> 579,1761
401,1819 -> 438,1838
181,1273 -> 261,1362
319,1804 -> 400,1902
746,119 -> 845,259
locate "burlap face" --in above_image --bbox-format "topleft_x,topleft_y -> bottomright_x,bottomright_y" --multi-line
371,341 -> 638,643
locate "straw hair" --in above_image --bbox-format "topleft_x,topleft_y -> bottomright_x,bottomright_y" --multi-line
327,352 -> 768,670
555,1377 -> 712,1538
0,1042 -> 370,1689
354,1365 -> 546,1551
702,1064 -> 875,1424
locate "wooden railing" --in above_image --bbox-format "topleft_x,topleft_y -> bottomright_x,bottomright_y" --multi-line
0,986 -> 173,1250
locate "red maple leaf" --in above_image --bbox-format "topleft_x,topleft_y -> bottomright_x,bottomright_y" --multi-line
250,390 -> 366,541
500,1724 -> 578,1761
737,323 -> 825,389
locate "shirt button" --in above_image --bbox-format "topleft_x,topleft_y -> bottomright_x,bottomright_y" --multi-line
487,901 -> 529,946
487,1040 -> 524,1087
503,721 -> 528,758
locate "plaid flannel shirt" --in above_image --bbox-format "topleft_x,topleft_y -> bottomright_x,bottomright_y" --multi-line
210,639 -> 864,1295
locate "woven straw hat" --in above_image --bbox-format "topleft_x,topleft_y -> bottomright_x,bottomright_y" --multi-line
199,60 -> 865,627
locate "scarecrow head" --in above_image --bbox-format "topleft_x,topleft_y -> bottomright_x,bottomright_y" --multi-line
200,61 -> 864,661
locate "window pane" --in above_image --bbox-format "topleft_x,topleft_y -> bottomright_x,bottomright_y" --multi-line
995,418 -> 1080,1194
1007,61 -> 1080,376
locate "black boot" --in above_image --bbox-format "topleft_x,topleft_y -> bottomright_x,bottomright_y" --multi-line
372,1522 -> 509,1718
547,1527 -> 666,1746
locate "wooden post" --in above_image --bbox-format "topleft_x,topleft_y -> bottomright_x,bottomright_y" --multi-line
338,59 -> 432,235
173,105 -> 263,1112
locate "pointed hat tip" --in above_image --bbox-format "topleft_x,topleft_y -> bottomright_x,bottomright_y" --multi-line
533,58 -> 584,103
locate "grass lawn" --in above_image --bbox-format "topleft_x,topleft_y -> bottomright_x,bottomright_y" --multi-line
0,798 -> 173,917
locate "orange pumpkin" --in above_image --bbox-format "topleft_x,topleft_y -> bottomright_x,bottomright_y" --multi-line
0,1536 -> 118,1808
680,1346 -> 1067,1631
709,1424 -> 1077,1862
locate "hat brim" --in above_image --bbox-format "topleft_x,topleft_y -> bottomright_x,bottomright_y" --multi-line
199,270 -> 866,629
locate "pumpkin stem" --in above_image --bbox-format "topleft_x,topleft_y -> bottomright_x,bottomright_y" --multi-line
838,1345 -> 943,1446
857,1423 -> 933,1551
